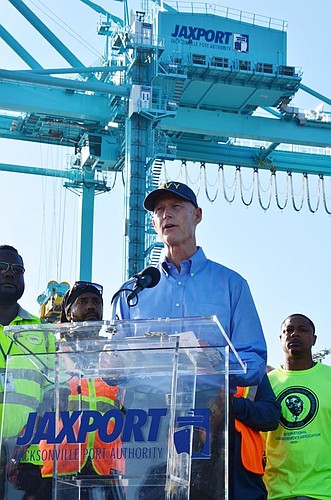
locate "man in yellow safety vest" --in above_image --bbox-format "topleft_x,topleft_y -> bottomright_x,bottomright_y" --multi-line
0,244 -> 54,500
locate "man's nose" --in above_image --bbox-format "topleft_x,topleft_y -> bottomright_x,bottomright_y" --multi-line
2,267 -> 15,277
163,207 -> 172,218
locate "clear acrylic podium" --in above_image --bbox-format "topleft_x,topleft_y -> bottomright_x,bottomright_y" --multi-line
1,316 -> 245,499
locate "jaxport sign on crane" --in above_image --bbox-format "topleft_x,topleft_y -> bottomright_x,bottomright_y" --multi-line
1,0 -> 331,282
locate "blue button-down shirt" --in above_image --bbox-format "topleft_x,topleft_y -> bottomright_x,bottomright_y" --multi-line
118,247 -> 266,386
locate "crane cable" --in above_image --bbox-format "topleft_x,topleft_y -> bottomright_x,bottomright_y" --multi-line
26,0 -> 103,59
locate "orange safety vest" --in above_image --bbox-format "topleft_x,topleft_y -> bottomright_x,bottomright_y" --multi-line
40,377 -> 125,476
234,386 -> 264,475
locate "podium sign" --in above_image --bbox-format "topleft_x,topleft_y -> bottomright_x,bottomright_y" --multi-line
1,316 -> 245,499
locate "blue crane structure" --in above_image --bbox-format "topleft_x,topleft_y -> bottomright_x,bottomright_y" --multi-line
1,0 -> 331,284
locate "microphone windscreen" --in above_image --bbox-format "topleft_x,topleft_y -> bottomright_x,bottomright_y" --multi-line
142,266 -> 161,288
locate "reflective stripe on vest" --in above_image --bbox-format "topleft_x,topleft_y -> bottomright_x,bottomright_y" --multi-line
0,367 -> 44,403
68,399 -> 121,414
40,377 -> 125,477
234,385 -> 264,475
68,380 -> 125,414
4,392 -> 40,408
7,368 -> 45,386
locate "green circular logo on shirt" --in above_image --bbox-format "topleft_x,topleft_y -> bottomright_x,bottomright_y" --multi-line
277,386 -> 318,429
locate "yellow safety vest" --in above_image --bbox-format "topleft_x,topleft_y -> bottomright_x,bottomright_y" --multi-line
0,309 -> 55,465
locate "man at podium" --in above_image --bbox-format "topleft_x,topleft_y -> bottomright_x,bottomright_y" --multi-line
117,182 -> 268,499
118,182 -> 267,386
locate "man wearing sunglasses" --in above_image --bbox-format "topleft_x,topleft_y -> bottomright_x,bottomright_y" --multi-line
0,245 -> 51,499
0,243 -> 41,414
0,244 -> 37,345
60,281 -> 104,325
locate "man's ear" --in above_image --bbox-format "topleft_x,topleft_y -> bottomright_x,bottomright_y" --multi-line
195,207 -> 202,225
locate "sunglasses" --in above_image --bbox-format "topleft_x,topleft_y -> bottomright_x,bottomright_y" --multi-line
0,262 -> 25,275
71,281 -> 103,295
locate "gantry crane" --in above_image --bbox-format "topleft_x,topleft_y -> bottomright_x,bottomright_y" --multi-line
1,0 -> 331,283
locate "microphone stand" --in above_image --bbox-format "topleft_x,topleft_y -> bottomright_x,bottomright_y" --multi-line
110,277 -> 135,320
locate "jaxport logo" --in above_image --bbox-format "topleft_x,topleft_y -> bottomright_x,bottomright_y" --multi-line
277,386 -> 318,429
170,24 -> 249,52
17,408 -> 211,459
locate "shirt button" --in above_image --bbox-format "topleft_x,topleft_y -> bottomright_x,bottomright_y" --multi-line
178,281 -> 181,285
190,272 -> 194,277
176,303 -> 180,307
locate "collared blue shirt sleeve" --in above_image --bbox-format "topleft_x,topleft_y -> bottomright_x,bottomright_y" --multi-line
118,247 -> 267,386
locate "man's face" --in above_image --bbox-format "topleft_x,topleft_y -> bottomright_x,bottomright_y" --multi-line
0,250 -> 25,304
285,396 -> 303,416
152,194 -> 202,248
280,315 -> 316,357
67,292 -> 103,322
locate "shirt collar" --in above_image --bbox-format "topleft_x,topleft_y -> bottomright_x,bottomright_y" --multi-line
161,246 -> 207,276
16,304 -> 35,321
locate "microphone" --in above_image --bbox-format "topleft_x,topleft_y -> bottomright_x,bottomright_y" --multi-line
110,266 -> 161,319
127,266 -> 161,302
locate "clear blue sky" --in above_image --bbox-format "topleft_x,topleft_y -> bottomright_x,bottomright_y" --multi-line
1,0 -> 331,368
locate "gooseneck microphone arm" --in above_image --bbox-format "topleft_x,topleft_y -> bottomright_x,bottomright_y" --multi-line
110,266 -> 161,320
110,279 -> 135,321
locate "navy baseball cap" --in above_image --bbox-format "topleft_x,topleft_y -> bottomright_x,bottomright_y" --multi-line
144,181 -> 198,211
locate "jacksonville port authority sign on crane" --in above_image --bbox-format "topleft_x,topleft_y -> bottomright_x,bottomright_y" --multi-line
1,0 -> 331,293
